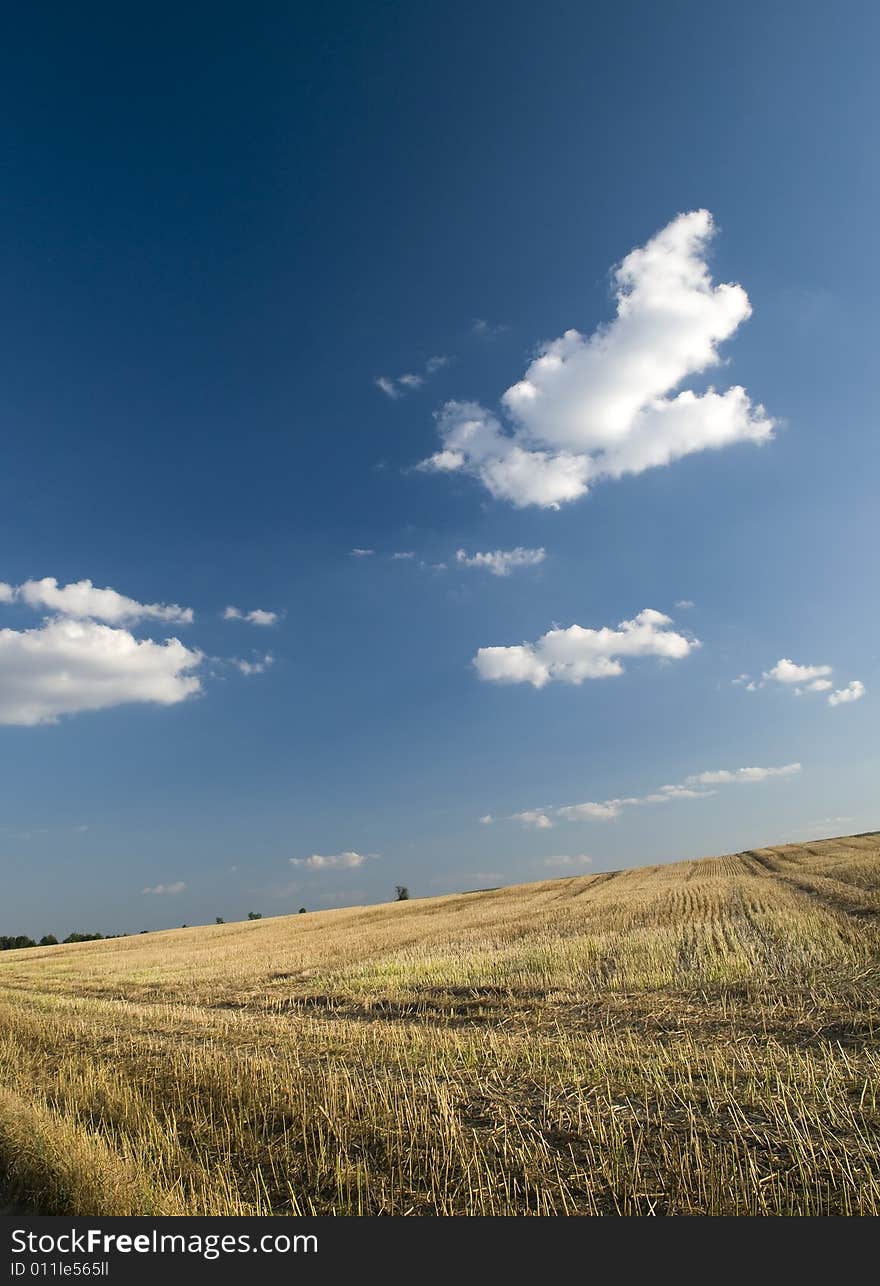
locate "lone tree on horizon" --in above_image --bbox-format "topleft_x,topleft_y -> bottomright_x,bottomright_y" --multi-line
395,886 -> 409,901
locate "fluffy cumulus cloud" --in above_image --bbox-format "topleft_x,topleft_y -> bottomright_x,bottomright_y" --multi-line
223,606 -> 280,626
501,763 -> 801,829
455,547 -> 546,576
1,577 -> 193,625
763,658 -> 832,691
828,680 -> 865,707
0,616 -> 203,726
420,211 -> 773,508
142,881 -> 186,895
0,574 -> 253,726
754,658 -> 865,706
290,851 -> 371,870
473,608 -> 697,688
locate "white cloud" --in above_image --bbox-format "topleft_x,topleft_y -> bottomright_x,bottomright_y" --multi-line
350,548 -> 375,558
646,784 -> 712,800
290,851 -> 371,870
142,881 -> 186,895
419,400 -> 593,508
455,547 -> 546,576
541,854 -> 592,868
473,608 -> 697,688
420,211 -> 773,508
376,356 -> 449,399
757,659 -> 864,705
763,658 -> 832,687
500,762 -> 800,830
479,814 -> 494,825
391,551 -> 415,560
223,606 -> 279,626
471,319 -> 507,339
555,800 -> 622,822
234,653 -> 273,676
675,599 -> 695,610
3,577 -> 193,625
512,809 -> 554,830
684,763 -> 801,785
828,680 -> 865,707
0,616 -> 203,726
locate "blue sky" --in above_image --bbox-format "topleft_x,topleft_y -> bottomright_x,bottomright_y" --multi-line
1,2 -> 877,935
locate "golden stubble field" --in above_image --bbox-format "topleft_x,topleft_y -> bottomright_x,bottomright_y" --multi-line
1,833 -> 879,1216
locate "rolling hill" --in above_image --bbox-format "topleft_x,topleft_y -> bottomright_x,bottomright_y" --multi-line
1,832 -> 879,1216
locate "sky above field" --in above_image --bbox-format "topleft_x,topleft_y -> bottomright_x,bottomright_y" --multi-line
1,2 -> 878,936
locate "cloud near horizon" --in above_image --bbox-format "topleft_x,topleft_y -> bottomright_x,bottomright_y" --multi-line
489,762 -> 801,829
473,608 -> 697,688
142,881 -> 187,895
289,851 -> 372,870
419,210 -> 773,508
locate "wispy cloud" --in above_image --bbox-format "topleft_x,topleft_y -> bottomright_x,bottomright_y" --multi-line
683,764 -> 801,786
511,809 -> 554,830
233,653 -> 274,676
223,606 -> 280,627
455,547 -> 546,577
471,318 -> 508,339
289,851 -> 374,870
142,881 -> 187,895
375,355 -> 450,400
499,763 -> 801,830
350,548 -> 375,558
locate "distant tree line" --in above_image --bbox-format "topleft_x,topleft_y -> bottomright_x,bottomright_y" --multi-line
0,931 -> 110,951
2,889 -> 413,950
